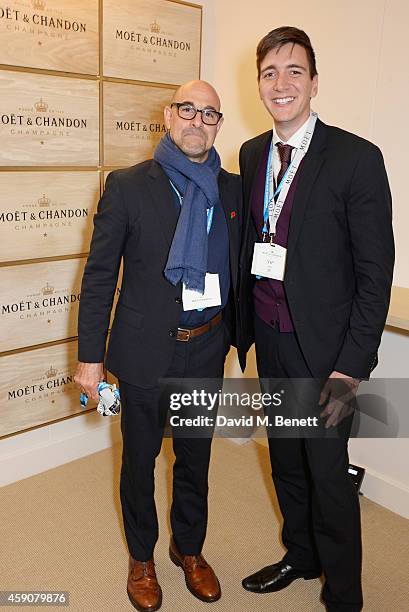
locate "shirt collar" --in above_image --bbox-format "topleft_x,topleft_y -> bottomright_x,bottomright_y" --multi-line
272,113 -> 312,149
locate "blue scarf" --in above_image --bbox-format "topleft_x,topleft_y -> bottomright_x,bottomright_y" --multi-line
154,132 -> 221,294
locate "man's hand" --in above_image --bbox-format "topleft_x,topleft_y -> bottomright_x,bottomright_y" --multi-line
74,362 -> 105,402
319,370 -> 360,428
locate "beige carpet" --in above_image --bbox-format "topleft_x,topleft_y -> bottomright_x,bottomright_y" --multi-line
1,438 -> 408,612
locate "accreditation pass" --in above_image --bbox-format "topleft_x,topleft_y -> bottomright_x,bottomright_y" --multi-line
182,273 -> 221,311
251,242 -> 287,281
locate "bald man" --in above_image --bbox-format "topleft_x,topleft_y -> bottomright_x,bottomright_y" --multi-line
75,81 -> 241,611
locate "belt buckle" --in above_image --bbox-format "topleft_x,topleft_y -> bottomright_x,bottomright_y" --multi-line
177,328 -> 191,342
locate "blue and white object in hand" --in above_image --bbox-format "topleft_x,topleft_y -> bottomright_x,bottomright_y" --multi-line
80,382 -> 121,416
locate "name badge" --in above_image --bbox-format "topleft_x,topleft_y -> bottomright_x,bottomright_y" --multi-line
182,273 -> 221,311
251,242 -> 287,281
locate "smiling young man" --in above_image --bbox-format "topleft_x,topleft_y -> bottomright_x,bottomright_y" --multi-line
238,27 -> 394,611
75,80 -> 241,611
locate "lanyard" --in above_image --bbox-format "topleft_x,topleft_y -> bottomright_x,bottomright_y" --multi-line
262,111 -> 318,243
169,180 -> 214,235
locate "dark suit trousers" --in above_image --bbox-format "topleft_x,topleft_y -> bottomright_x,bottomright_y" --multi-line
254,315 -> 363,612
119,321 -> 228,562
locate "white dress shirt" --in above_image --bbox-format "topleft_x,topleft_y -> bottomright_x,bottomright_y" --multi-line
272,113 -> 312,184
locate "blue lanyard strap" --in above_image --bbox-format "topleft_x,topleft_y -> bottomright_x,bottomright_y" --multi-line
262,141 -> 292,235
169,180 -> 214,234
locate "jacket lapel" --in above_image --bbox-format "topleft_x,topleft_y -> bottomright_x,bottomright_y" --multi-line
286,120 -> 327,267
219,170 -> 239,290
243,131 -> 272,236
146,160 -> 178,250
218,169 -> 233,217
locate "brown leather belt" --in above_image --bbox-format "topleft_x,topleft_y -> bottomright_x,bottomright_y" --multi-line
176,311 -> 223,342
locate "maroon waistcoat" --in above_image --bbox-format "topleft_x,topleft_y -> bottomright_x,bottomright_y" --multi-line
251,137 -> 304,332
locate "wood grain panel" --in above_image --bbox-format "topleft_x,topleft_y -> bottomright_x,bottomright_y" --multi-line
1,258 -> 85,352
103,0 -> 201,84
387,286 -> 409,331
0,0 -> 99,75
0,71 -> 99,166
0,172 -> 100,262
0,340 -> 96,437
103,81 -> 174,167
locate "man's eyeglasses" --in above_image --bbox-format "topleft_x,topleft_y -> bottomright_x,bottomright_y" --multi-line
171,102 -> 223,126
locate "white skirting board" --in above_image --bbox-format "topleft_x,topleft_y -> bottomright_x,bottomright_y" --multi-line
0,413 -> 121,488
359,468 -> 409,520
252,436 -> 409,520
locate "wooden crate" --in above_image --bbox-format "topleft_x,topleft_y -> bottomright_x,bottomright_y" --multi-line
103,0 -> 201,84
0,70 -> 99,166
0,340 -> 97,438
103,81 -> 175,167
1,258 -> 86,352
0,171 -> 100,262
0,0 -> 99,75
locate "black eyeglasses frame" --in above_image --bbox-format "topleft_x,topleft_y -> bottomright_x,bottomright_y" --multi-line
170,102 -> 223,125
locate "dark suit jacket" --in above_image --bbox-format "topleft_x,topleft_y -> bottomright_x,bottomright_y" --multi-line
238,119 -> 394,379
78,159 -> 241,387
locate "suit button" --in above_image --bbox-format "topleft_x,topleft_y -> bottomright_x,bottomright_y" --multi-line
175,297 -> 182,304
169,331 -> 176,337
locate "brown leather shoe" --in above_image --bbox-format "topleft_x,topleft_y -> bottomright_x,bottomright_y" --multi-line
127,556 -> 162,612
169,537 -> 221,602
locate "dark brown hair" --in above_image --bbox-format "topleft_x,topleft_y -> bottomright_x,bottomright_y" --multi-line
256,26 -> 317,79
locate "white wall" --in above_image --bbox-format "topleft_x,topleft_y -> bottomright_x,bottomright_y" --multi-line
349,328 -> 409,518
201,0 -> 409,287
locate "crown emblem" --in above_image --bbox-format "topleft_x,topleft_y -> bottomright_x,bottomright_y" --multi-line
38,193 -> 51,207
32,0 -> 46,10
150,19 -> 160,34
45,365 -> 57,378
34,98 -> 48,112
42,282 -> 54,295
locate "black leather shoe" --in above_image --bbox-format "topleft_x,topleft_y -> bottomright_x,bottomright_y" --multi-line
242,561 -> 321,593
